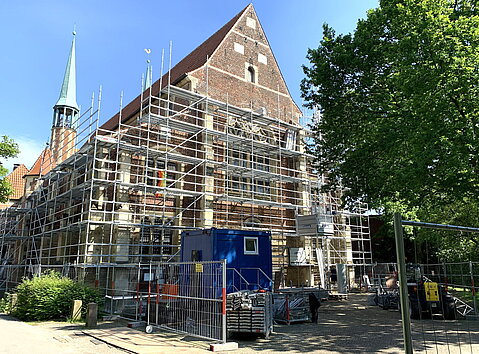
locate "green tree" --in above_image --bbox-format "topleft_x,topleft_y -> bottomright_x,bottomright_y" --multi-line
0,136 -> 20,202
301,0 -> 479,260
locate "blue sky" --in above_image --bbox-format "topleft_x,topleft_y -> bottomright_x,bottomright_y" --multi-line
0,0 -> 378,172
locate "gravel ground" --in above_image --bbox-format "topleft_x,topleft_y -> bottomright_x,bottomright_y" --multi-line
2,294 -> 479,353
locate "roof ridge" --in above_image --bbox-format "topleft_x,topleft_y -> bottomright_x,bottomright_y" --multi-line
175,3 -> 250,71
100,4 -> 250,132
6,164 -> 30,200
25,148 -> 53,176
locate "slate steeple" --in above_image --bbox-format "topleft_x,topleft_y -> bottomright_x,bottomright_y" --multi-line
50,31 -> 79,165
52,31 -> 79,128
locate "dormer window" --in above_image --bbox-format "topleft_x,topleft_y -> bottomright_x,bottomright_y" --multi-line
248,66 -> 255,83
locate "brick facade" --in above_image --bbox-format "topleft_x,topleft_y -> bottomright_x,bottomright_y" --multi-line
190,5 -> 301,124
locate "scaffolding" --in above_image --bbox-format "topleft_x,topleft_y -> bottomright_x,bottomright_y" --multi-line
0,79 -> 371,292
311,191 -> 372,266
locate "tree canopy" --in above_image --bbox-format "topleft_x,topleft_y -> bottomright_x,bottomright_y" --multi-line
301,0 -> 479,260
0,136 -> 20,203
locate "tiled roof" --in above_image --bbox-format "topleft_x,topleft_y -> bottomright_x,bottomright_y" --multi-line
99,4 -> 249,132
6,164 -> 29,200
25,148 -> 53,176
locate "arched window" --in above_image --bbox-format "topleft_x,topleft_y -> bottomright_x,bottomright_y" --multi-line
243,216 -> 261,228
248,66 -> 255,83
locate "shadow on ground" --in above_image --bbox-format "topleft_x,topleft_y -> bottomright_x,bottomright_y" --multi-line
8,294 -> 479,353
228,293 -> 479,353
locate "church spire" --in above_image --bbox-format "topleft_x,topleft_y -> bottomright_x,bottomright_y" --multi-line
50,31 -> 79,166
55,31 -> 78,110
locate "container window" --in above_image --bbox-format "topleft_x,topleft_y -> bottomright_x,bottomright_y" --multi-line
244,237 -> 258,255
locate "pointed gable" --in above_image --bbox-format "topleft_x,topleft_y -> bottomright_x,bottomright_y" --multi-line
5,164 -> 29,200
198,3 -> 286,92
25,149 -> 53,177
99,4 -> 301,131
100,4 -> 250,132
191,4 -> 301,122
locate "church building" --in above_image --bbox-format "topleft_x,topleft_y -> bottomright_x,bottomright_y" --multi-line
0,4 -> 371,294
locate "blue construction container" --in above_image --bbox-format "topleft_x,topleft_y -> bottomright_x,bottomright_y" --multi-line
181,228 -> 273,293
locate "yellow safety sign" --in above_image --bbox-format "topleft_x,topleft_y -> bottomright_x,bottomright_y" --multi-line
424,282 -> 440,301
195,263 -> 203,273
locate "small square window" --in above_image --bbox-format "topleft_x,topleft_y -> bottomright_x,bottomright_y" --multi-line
244,237 -> 258,255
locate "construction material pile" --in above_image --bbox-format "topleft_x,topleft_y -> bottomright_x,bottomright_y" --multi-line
273,292 -> 310,324
226,290 -> 273,338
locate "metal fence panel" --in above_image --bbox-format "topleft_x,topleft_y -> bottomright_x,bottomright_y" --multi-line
105,261 -> 226,343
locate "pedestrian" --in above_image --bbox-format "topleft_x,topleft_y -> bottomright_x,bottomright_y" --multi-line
330,266 -> 337,283
309,292 -> 321,323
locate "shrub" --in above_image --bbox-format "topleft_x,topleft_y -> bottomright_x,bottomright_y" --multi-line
0,293 -> 14,314
11,271 -> 103,321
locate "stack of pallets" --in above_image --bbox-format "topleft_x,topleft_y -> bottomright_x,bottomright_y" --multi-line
226,290 -> 273,338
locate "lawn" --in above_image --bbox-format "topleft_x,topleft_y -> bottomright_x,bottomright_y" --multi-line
449,286 -> 479,305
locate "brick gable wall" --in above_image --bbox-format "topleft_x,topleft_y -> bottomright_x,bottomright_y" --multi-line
190,6 -> 301,124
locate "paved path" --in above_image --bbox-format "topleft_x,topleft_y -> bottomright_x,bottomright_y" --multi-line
231,293 -> 479,353
2,294 -> 479,353
0,315 -> 124,354
83,327 -> 209,353
0,314 -> 209,354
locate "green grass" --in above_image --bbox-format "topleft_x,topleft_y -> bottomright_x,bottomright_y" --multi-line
449,287 -> 479,304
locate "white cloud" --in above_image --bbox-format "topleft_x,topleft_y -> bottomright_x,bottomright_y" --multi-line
2,136 -> 46,173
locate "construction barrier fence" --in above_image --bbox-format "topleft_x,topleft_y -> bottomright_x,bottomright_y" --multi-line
102,261 -> 227,343
392,216 -> 479,353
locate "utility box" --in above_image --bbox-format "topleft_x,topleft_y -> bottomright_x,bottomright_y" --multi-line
181,228 -> 273,293
296,214 -> 334,236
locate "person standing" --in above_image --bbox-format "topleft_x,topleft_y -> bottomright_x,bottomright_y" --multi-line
309,292 -> 321,323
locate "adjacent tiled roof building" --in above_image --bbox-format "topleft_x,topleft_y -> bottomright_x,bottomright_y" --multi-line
24,148 -> 53,177
0,164 -> 30,209
6,164 -> 29,200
